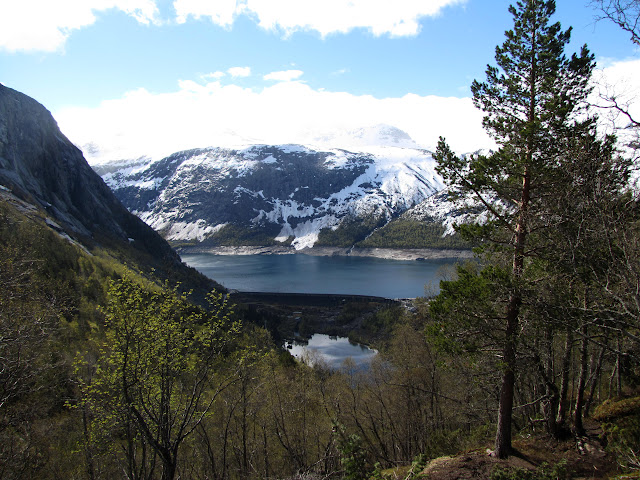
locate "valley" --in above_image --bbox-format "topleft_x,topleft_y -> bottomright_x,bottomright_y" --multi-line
3,0 -> 640,470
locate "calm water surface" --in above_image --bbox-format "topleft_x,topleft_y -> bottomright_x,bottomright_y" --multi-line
285,334 -> 377,369
181,253 -> 459,298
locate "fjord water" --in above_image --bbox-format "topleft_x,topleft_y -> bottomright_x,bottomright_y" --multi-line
181,253 -> 459,298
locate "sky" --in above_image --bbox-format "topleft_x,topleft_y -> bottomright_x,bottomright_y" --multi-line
2,0 -> 640,163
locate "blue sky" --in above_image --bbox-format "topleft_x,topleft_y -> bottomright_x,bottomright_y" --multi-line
2,0 -> 639,162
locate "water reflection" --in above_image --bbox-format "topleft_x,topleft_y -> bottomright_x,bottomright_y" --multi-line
285,333 -> 377,369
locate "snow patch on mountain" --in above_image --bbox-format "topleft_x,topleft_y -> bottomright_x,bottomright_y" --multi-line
403,187 -> 491,236
276,216 -> 339,250
164,220 -> 225,242
140,211 -> 228,242
252,198 -> 318,224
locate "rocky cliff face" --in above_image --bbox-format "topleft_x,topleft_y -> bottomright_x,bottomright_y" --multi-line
0,84 -> 179,263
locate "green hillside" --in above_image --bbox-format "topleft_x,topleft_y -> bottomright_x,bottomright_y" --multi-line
358,218 -> 473,249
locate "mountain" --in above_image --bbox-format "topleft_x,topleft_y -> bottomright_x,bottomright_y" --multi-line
0,83 -> 216,290
93,125 -> 473,250
311,124 -> 421,150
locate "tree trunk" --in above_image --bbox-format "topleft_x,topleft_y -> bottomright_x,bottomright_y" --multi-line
544,326 -> 560,437
161,461 -> 177,480
82,405 -> 97,480
494,140 -> 531,457
616,335 -> 623,397
573,323 -> 589,436
556,326 -> 573,427
584,345 -> 606,417
494,293 -> 521,458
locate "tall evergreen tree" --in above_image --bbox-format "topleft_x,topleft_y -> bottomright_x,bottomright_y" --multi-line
434,0 -> 595,458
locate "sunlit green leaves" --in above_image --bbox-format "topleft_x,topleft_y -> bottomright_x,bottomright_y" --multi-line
79,274 -> 242,479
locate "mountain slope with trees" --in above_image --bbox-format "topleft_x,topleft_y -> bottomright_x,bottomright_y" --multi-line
0,84 -> 216,290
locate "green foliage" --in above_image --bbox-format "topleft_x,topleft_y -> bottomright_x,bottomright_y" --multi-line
361,305 -> 403,338
334,423 -> 371,480
77,275 -> 242,479
337,302 -> 376,326
2,157 -> 638,479
490,460 -> 569,480
205,222 -> 284,246
316,214 -> 387,247
594,396 -> 640,421
598,397 -> 640,477
0,201 -> 97,477
359,219 -> 472,250
426,262 -> 506,355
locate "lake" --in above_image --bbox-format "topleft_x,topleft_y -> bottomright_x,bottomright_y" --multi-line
181,253 -> 460,298
285,334 -> 377,369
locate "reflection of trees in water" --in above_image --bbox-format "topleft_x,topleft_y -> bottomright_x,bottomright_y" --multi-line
286,334 -> 377,369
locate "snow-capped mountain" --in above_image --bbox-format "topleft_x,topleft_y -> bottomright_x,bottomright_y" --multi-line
311,124 -> 421,151
93,125 -> 467,250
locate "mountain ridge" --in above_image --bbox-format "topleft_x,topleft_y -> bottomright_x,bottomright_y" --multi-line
95,136 -> 462,250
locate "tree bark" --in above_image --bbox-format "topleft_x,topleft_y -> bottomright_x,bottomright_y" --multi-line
544,326 -> 560,437
584,345 -> 606,417
573,323 -> 589,436
556,326 -> 573,427
494,293 -> 520,458
494,150 -> 530,456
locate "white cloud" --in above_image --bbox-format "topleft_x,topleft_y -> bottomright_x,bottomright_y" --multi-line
591,57 -> 640,130
172,0 -> 466,37
54,78 -> 493,164
264,69 -> 304,82
51,60 -> 640,166
589,58 -> 640,168
0,0 -> 159,53
1,0 -> 466,53
228,66 -> 251,77
174,0 -> 239,26
201,71 -> 225,81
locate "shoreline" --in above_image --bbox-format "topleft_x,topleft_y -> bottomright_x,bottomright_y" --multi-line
176,245 -> 474,261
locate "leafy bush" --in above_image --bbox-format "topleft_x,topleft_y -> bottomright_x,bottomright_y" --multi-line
601,410 -> 640,477
334,423 -> 370,480
593,396 -> 640,421
206,223 -> 283,246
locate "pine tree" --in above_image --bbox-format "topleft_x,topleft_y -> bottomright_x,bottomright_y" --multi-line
434,0 -> 595,458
